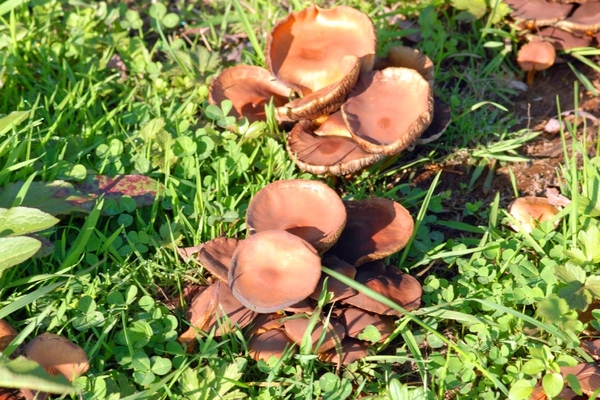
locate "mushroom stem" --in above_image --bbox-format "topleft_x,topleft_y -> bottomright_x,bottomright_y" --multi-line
526,68 -> 536,85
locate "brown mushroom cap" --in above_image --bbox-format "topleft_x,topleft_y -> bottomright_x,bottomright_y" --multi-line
24,333 -> 89,382
516,40 -> 556,72
556,3 -> 600,33
415,98 -> 451,145
0,319 -> 18,352
341,67 -> 433,156
286,118 -> 385,176
310,255 -> 357,303
276,55 -> 360,122
508,196 -> 561,233
561,363 -> 600,395
373,46 -> 434,87
331,198 -> 414,266
229,230 -> 322,313
538,27 -> 592,51
342,265 -> 422,316
246,313 -> 285,336
208,65 -> 293,123
317,337 -> 369,365
245,179 -> 346,252
267,5 -> 376,95
195,237 -> 239,283
182,281 -> 257,338
248,329 -> 295,361
505,0 -> 573,27
283,316 -> 346,353
340,307 -> 396,342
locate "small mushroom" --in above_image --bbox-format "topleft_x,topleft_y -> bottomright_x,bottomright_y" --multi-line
208,65 -> 293,123
248,329 -> 295,361
331,198 -> 414,266
283,316 -> 346,353
229,230 -> 322,313
245,179 -> 346,252
24,333 -> 89,382
508,196 -> 560,233
341,67 -> 433,156
516,40 -> 556,85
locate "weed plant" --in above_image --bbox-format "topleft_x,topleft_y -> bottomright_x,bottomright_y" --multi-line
1,0 -> 599,399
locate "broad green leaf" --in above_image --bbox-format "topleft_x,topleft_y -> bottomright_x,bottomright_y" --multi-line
586,276 -> 600,298
521,359 -> 545,375
162,13 -> 180,28
0,236 -> 41,272
0,357 -> 74,393
139,118 -> 165,141
542,372 -> 563,398
558,281 -> 591,311
149,3 -> 167,20
0,207 -> 59,237
555,263 -> 586,284
0,110 -> 29,135
508,379 -> 534,400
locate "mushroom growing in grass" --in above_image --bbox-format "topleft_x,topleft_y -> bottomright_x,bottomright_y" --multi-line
24,333 -> 89,382
508,196 -> 560,234
516,40 -> 556,85
229,230 -> 322,313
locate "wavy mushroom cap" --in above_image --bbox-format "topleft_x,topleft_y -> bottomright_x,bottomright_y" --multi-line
209,65 -> 293,123
229,230 -> 322,313
416,98 -> 451,145
283,316 -> 346,353
310,255 -> 357,302
267,5 -> 376,95
248,329 -> 295,361
342,266 -> 422,316
196,237 -> 239,283
517,40 -> 556,72
556,2 -> 600,32
332,198 -> 414,266
508,196 -> 561,233
373,46 -> 434,87
287,118 -> 385,176
342,67 -> 433,156
505,0 -> 573,27
246,179 -> 346,252
537,26 -> 592,50
24,333 -> 89,382
276,55 -> 360,122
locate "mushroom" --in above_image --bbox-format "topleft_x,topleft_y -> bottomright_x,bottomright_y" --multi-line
228,230 -> 322,313
310,255 -> 357,303
245,179 -> 346,252
24,333 -> 89,382
0,319 -> 17,352
508,196 -> 561,233
331,198 -> 414,266
342,265 -> 422,316
560,363 -> 600,396
556,2 -> 600,33
504,0 -> 574,27
286,117 -> 385,176
339,307 -> 396,342
415,98 -> 451,145
248,329 -> 295,362
208,65 -> 293,123
537,26 -> 592,50
373,46 -> 434,87
317,337 -> 369,365
266,5 -> 376,95
283,316 -> 346,353
195,237 -> 239,284
516,40 -> 556,85
341,67 -> 433,155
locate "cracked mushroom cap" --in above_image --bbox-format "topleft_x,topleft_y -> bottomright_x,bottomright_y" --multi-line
505,0 -> 573,27
248,329 -> 295,361
341,67 -> 433,156
24,333 -> 89,382
331,198 -> 414,266
342,265 -> 422,316
283,316 -> 346,353
208,65 -> 293,123
276,55 -> 361,122
267,5 -> 376,95
286,116 -> 385,176
508,196 -> 560,233
517,40 -> 556,72
245,179 -> 346,252
195,237 -> 239,283
179,281 -> 257,349
556,2 -> 600,33
229,230 -> 322,313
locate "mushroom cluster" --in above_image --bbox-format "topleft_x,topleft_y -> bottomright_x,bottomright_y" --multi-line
0,319 -> 89,399
209,5 -> 450,176
505,0 -> 600,83
177,179 -> 422,365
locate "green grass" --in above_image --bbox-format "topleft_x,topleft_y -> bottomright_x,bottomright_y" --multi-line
1,0 -> 600,399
